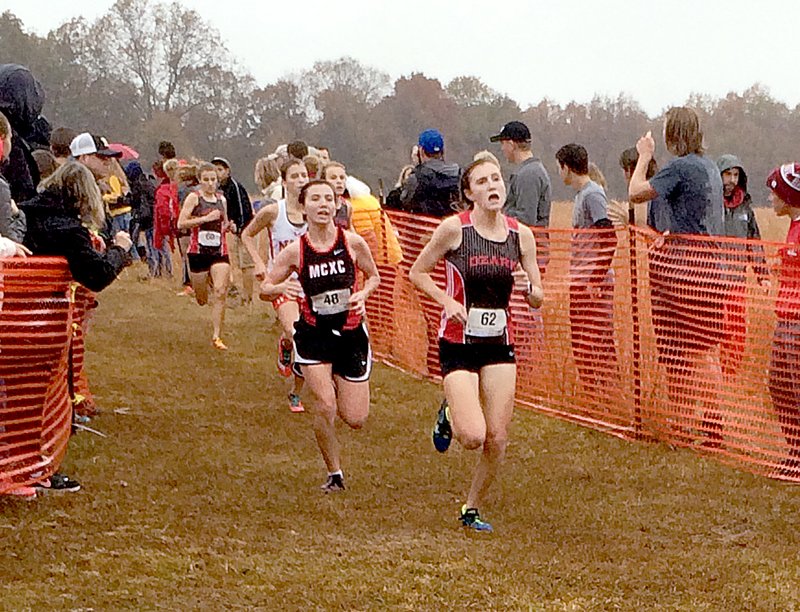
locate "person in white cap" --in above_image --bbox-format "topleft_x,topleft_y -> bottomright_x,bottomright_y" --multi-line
70,132 -> 121,180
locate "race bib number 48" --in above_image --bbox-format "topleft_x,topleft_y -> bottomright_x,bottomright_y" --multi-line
311,288 -> 351,316
466,307 -> 507,337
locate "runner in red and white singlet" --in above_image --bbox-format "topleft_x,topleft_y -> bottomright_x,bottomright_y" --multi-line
177,162 -> 231,351
260,179 -> 380,493
410,159 -> 543,534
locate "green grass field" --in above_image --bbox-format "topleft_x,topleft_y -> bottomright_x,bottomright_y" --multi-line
2,268 -> 800,610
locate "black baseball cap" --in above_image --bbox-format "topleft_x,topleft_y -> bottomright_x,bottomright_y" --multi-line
489,121 -> 531,143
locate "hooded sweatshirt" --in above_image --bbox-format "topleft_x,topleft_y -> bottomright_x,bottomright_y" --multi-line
716,154 -> 768,279
0,64 -> 50,202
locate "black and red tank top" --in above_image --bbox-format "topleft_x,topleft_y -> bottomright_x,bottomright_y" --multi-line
440,210 -> 521,344
333,196 -> 351,230
188,193 -> 228,256
298,227 -> 361,330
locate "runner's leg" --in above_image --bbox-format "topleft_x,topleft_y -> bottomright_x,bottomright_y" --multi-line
209,262 -> 231,339
466,363 -> 516,509
302,363 -> 340,473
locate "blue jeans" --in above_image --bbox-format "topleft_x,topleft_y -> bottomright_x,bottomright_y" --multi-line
145,228 -> 172,277
110,212 -> 139,261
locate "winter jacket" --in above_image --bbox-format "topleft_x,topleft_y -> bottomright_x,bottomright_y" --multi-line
19,189 -> 131,292
400,159 -> 462,218
124,161 -> 156,230
0,64 -> 50,202
716,154 -> 768,279
0,175 -> 25,242
154,181 -> 179,250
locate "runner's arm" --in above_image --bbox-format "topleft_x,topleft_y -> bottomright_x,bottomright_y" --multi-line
409,217 -> 467,322
177,193 -> 219,230
242,203 -> 278,280
259,240 -> 300,300
518,224 -> 544,308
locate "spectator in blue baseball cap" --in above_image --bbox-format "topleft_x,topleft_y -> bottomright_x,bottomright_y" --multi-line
400,128 -> 461,218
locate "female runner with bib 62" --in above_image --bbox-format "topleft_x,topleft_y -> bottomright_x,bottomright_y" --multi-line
410,159 -> 543,533
260,180 -> 380,493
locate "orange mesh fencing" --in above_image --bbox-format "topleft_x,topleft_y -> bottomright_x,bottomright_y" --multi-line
371,211 -> 800,483
71,286 -> 98,417
0,258 -> 75,493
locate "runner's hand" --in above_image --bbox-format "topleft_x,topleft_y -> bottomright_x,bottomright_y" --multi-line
349,290 -> 367,317
204,209 -> 222,222
281,278 -> 302,299
444,297 -> 468,324
254,261 -> 267,281
527,285 -> 544,308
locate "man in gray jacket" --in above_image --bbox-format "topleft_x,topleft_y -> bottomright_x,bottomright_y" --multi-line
0,111 -> 25,242
717,151 -> 769,345
490,120 -> 551,271
699,154 -> 770,447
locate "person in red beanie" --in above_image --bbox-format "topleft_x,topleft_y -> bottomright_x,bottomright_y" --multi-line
767,162 -> 800,478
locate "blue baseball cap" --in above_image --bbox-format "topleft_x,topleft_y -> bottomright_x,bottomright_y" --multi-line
418,129 -> 444,154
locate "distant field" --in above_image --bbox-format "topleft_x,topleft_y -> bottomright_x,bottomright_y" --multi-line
2,274 -> 800,610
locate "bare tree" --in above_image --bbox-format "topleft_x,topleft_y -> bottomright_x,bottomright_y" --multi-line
75,0 -> 249,120
306,57 -> 390,105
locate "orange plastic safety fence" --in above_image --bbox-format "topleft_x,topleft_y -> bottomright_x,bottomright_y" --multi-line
0,258 -> 75,493
371,211 -> 800,483
71,286 -> 98,417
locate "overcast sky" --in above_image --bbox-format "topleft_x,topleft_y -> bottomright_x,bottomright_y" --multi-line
2,0 -> 796,117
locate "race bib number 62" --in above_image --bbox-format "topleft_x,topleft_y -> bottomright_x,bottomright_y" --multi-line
466,308 -> 507,337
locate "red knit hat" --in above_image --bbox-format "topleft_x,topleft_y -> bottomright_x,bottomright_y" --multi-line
766,163 -> 800,207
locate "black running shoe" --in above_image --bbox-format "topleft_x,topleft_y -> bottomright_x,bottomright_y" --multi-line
460,505 -> 493,533
320,473 -> 345,493
432,399 -> 452,453
33,472 -> 81,493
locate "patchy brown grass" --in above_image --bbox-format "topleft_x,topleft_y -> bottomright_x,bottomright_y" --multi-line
2,270 -> 800,610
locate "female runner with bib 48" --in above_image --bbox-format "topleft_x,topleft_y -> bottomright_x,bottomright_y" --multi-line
259,180 -> 380,493
410,159 -> 544,533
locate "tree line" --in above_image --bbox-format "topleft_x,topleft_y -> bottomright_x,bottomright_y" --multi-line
1,0 -> 798,203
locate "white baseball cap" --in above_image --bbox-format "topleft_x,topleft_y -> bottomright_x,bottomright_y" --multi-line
70,132 -> 121,158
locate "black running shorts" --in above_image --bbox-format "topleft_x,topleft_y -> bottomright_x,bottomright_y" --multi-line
187,253 -> 229,273
293,320 -> 372,382
438,339 -> 515,377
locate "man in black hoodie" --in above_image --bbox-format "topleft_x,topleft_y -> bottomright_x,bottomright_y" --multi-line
212,157 -> 254,305
0,64 -> 51,202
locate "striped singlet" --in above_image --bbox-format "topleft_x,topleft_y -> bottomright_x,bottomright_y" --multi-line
298,228 -> 361,331
187,193 -> 228,256
439,210 -> 521,345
